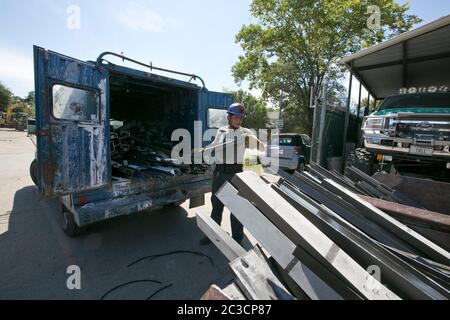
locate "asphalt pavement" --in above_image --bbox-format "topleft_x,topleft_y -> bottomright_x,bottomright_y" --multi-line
0,128 -> 250,300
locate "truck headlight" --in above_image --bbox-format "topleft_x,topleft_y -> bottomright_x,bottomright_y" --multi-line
363,117 -> 384,130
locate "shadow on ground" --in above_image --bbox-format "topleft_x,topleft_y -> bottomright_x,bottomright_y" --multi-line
0,186 -> 233,300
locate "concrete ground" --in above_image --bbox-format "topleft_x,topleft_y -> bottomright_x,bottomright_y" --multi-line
0,128 -> 252,300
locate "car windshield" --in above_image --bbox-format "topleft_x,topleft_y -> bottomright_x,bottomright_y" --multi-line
378,93 -> 450,111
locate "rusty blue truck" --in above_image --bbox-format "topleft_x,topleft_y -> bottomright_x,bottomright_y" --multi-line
30,46 -> 233,236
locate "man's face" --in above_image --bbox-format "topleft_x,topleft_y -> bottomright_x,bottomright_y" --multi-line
228,114 -> 243,129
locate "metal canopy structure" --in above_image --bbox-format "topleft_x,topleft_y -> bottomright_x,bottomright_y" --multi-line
335,15 -> 450,162
340,14 -> 450,100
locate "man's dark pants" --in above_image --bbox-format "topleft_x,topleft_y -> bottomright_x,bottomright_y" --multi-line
210,166 -> 244,241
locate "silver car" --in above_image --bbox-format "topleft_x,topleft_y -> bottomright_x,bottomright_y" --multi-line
266,133 -> 311,172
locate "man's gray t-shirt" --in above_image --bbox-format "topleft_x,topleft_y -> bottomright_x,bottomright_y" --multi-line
206,126 -> 258,165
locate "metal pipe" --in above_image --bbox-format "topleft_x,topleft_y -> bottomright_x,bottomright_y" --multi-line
96,51 -> 207,89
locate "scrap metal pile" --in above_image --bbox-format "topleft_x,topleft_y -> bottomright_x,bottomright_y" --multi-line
110,121 -> 209,180
197,164 -> 450,300
315,163 -> 424,208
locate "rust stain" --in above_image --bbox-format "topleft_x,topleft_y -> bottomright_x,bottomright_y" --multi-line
43,158 -> 56,197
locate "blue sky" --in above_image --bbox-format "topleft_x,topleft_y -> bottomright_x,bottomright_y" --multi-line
0,0 -> 448,98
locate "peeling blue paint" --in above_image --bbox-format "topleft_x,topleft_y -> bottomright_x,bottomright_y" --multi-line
75,177 -> 211,226
35,46 -> 110,197
34,46 -> 232,227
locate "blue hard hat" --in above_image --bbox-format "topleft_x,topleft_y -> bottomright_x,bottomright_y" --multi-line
227,103 -> 245,117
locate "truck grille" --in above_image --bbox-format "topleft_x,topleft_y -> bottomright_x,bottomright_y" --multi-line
394,121 -> 450,142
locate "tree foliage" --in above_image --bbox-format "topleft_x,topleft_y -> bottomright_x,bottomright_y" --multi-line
361,97 -> 382,114
2,86 -> 36,120
232,0 -> 421,134
0,82 -> 13,112
23,91 -> 35,107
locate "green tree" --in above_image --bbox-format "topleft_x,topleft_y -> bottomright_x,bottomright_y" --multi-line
232,0 -> 421,135
227,89 -> 270,129
361,97 -> 382,114
0,82 -> 13,112
24,91 -> 35,107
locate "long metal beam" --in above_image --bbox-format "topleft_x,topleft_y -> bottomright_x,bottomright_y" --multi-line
345,166 -> 424,208
274,183 -> 449,300
322,178 -> 450,265
196,209 -> 246,262
377,242 -> 450,287
216,182 -> 342,300
308,163 -> 367,195
230,172 -> 400,300
230,249 -> 295,300
354,51 -> 450,72
345,166 -> 394,194
276,169 -> 418,253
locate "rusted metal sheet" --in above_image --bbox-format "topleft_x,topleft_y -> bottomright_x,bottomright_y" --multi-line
201,285 -> 233,300
323,178 -> 450,265
373,173 -> 450,215
360,195 -> 450,233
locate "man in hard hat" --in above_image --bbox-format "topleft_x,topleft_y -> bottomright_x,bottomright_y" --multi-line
199,103 -> 265,246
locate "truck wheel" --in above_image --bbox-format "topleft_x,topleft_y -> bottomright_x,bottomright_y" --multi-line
61,204 -> 84,237
165,200 -> 185,208
30,159 -> 38,186
346,148 -> 374,175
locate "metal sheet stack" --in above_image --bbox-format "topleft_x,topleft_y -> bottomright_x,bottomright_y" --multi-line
197,164 -> 450,300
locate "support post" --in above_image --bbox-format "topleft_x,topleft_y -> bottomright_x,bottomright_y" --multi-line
357,83 -> 362,118
316,79 -> 328,165
356,83 -> 363,147
342,72 -> 353,171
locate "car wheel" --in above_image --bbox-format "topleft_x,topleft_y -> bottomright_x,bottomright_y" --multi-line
61,204 -> 85,237
29,159 -> 38,186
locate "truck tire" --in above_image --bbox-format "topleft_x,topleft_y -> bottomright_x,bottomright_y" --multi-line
165,200 -> 185,208
346,148 -> 374,175
61,204 -> 85,237
30,159 -> 38,186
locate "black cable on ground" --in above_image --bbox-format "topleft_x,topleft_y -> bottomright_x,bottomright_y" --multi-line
101,279 -> 162,300
146,284 -> 174,300
127,250 -> 215,268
